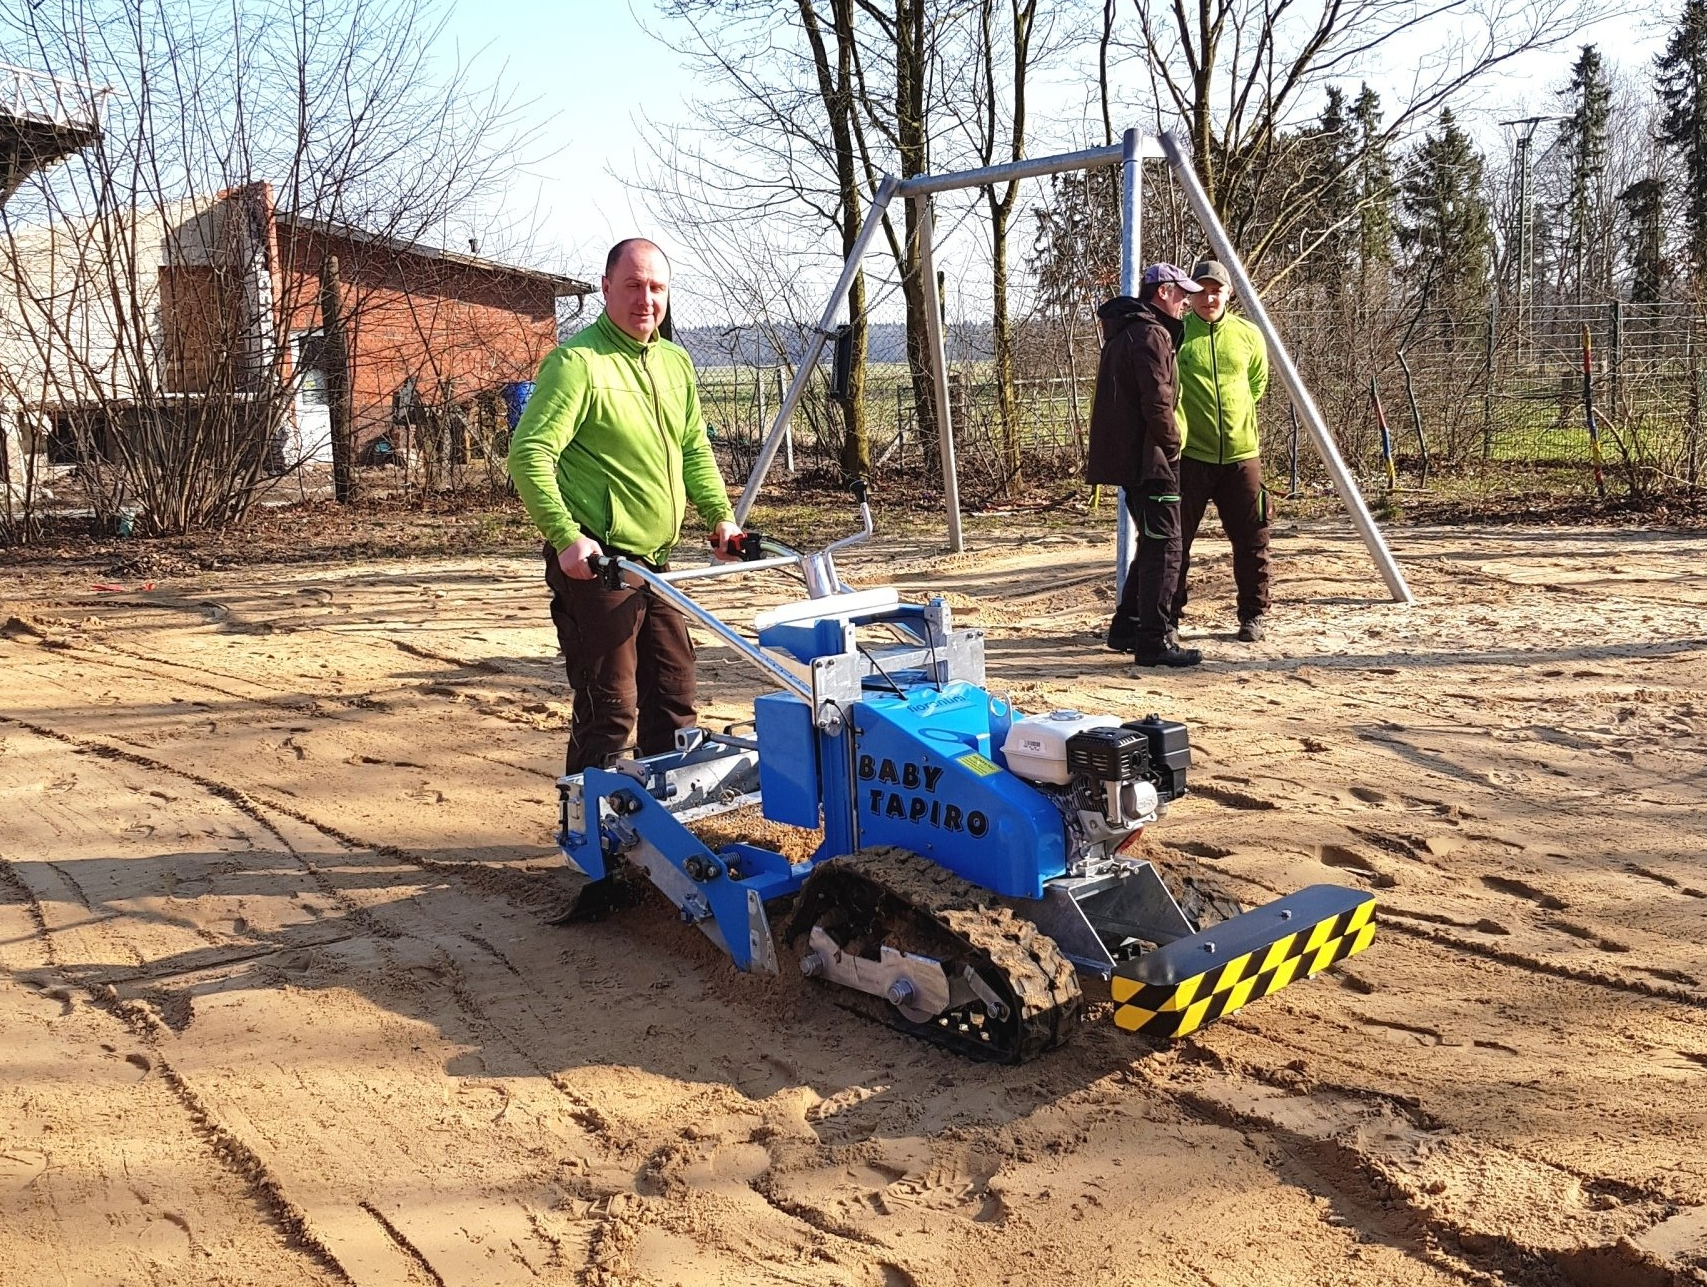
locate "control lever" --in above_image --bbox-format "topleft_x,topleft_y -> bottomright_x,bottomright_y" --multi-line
586,554 -> 633,590
708,530 -> 766,561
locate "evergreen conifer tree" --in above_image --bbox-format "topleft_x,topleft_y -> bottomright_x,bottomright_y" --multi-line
1352,86 -> 1395,279
1618,177 -> 1669,301
1303,86 -> 1353,284
1555,44 -> 1613,300
1655,0 -> 1707,282
1397,109 -> 1493,329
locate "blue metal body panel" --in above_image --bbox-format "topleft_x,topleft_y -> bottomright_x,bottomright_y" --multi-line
752,692 -> 820,828
847,682 -> 1067,899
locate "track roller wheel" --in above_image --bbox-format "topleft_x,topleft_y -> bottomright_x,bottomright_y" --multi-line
788,846 -> 1081,1063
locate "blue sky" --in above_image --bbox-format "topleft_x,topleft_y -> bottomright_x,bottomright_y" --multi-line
438,2 -> 683,282
439,1 -> 1670,286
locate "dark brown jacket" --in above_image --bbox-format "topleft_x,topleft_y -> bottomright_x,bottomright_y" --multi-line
1085,296 -> 1185,490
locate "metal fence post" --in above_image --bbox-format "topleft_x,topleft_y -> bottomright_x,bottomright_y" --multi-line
1610,299 -> 1623,423
754,366 -> 766,446
1690,356 -> 1703,488
1482,297 -> 1496,463
1115,127 -> 1142,606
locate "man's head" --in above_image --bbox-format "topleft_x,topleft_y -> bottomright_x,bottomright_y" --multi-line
602,238 -> 671,342
1139,262 -> 1202,319
1190,260 -> 1233,322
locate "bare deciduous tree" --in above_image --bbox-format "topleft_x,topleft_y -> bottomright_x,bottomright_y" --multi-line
1119,0 -> 1621,271
0,0 -> 535,540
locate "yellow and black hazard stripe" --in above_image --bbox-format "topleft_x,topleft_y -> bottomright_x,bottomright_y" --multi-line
1111,886 -> 1376,1039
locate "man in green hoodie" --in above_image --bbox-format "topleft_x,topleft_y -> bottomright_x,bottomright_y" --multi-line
507,238 -> 743,773
1171,259 -> 1272,643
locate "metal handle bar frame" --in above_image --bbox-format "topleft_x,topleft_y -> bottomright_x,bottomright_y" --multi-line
589,554 -> 812,700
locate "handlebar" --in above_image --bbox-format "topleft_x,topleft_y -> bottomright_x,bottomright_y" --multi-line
581,479 -> 876,699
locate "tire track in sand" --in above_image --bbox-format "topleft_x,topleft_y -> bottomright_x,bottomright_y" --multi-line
0,712 -> 638,1283
0,840 -> 356,1284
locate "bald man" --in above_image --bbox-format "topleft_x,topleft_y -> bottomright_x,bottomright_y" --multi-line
508,238 -> 742,773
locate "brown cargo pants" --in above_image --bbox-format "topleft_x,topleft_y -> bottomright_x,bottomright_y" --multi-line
543,543 -> 697,775
1170,456 -> 1271,625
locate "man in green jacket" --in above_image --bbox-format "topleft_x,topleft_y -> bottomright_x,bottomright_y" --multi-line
507,238 -> 742,773
1171,260 -> 1272,643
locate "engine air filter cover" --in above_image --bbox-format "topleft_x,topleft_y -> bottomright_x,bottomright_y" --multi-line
1065,725 -> 1151,783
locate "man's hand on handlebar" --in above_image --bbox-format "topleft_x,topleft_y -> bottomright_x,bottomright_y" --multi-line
558,534 -> 604,580
708,520 -> 745,562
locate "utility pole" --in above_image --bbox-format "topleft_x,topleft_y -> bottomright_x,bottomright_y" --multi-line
1501,115 -> 1566,362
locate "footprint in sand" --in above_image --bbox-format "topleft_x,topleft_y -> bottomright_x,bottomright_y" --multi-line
1192,781 -> 1277,811
1357,1016 -> 1446,1045
1480,875 -> 1567,910
1546,919 -> 1630,953
1350,786 -> 1389,805
405,784 -> 446,805
1316,844 -> 1398,888
1423,834 -> 1472,858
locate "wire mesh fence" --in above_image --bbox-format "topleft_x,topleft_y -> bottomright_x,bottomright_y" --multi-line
695,292 -> 1706,502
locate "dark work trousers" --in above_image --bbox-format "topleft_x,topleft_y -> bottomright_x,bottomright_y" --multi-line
543,543 -> 697,775
1171,457 -> 1271,624
1115,482 -> 1183,651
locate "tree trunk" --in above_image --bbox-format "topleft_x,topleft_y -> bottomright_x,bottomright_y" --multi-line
319,255 -> 356,503
895,0 -> 940,480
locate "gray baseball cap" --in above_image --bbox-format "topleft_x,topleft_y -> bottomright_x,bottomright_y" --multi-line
1192,259 -> 1233,287
1141,262 -> 1204,292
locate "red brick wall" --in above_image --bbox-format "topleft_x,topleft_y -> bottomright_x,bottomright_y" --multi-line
277,226 -> 567,445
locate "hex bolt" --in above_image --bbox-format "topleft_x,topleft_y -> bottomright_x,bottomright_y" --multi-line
798,952 -> 825,978
886,978 -> 915,1006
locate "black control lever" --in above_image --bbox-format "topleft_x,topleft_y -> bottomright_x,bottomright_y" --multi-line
708,530 -> 766,561
586,554 -> 628,590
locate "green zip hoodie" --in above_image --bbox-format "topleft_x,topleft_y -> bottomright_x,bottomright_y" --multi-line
1176,310 -> 1269,465
507,312 -> 734,566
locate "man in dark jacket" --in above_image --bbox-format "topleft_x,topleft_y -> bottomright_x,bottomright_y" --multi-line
1087,263 -> 1203,667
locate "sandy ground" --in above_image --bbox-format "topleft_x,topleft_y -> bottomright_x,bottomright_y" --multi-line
2,514 -> 1706,1287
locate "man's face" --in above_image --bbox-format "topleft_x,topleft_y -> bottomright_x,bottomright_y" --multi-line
1193,281 -> 1229,321
603,243 -> 670,342
1153,282 -> 1192,319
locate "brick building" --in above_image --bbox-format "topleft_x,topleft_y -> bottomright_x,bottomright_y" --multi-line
2,183 -> 593,480
275,214 -> 593,461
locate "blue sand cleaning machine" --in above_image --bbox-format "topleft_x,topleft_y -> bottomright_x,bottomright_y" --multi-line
554,488 -> 1375,1061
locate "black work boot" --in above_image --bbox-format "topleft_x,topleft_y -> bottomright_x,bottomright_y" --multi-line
1133,640 -> 1203,668
1106,614 -> 1139,652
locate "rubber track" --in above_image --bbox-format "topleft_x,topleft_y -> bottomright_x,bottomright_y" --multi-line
795,846 -> 1082,1063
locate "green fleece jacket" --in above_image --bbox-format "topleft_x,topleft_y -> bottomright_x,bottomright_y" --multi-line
507,312 -> 734,566
1176,310 -> 1269,465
